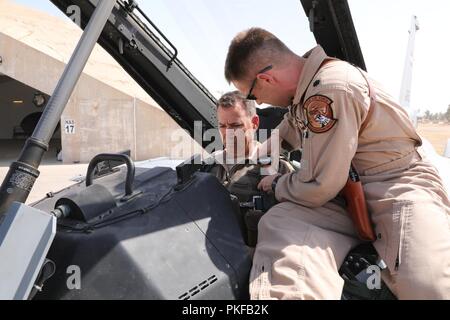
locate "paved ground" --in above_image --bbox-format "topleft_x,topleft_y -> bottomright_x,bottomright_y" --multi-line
0,163 -> 89,204
0,139 -> 88,204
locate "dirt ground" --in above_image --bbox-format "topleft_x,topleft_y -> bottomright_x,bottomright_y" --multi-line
417,122 -> 450,156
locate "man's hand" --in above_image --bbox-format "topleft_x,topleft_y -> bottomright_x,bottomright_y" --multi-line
258,174 -> 281,193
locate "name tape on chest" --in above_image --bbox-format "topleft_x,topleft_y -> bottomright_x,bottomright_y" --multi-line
303,95 -> 337,133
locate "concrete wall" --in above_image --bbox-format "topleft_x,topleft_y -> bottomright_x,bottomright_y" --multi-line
134,98 -> 204,160
0,34 -> 63,107
61,84 -> 203,163
60,87 -> 136,162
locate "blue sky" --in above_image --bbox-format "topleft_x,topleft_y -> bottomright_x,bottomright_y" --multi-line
13,0 -> 450,114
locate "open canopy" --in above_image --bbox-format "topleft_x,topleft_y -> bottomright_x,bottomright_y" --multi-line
49,0 -> 365,141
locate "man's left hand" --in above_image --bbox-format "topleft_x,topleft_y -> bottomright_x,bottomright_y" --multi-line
258,174 -> 281,193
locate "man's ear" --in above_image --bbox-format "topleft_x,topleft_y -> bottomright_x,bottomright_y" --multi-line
257,73 -> 275,85
251,115 -> 260,130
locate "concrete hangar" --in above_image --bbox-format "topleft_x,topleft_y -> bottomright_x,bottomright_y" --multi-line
0,0 -> 198,164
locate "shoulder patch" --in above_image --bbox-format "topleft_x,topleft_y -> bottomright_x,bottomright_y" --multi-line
303,95 -> 337,133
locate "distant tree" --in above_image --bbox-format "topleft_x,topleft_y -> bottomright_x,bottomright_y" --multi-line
446,105 -> 450,122
425,110 -> 431,120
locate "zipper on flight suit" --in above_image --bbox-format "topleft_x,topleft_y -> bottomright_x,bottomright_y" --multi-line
292,104 -> 309,142
301,104 -> 310,140
303,128 -> 309,140
298,124 -> 309,154
293,106 -> 310,156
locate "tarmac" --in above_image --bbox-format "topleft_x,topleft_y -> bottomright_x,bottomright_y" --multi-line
0,139 -> 87,205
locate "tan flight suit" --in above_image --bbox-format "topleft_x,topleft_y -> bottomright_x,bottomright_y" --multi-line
249,45 -> 450,300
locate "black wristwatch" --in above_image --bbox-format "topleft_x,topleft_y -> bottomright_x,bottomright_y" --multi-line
271,175 -> 281,192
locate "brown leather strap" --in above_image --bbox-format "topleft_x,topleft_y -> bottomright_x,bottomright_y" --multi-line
356,68 -> 376,133
348,68 -> 377,241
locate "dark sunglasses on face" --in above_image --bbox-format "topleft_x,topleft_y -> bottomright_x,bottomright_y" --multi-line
246,65 -> 273,100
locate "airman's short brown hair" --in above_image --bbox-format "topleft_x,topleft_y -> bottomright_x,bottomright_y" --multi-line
224,27 -> 292,83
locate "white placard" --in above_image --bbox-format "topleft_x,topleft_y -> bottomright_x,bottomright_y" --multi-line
64,120 -> 76,135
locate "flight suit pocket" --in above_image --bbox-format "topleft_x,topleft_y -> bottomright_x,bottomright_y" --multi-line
249,258 -> 273,300
384,201 -> 412,276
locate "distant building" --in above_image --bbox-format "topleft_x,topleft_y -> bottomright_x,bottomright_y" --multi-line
0,0 -> 199,163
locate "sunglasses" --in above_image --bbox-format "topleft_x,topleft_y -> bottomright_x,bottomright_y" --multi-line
246,65 -> 273,100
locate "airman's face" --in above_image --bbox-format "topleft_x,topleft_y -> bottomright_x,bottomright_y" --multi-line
233,76 -> 292,108
217,102 -> 259,159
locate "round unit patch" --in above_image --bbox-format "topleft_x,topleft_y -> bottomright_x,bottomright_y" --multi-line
303,95 -> 337,133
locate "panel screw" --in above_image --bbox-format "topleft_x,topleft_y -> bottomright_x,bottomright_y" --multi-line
0,56 -> 3,65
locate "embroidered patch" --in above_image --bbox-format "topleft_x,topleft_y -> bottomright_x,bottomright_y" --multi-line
303,95 -> 337,133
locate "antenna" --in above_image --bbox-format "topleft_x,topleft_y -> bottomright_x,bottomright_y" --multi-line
399,15 -> 420,126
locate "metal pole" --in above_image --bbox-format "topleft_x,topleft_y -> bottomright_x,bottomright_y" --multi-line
399,15 -> 419,126
0,0 -> 117,217
35,0 -> 116,142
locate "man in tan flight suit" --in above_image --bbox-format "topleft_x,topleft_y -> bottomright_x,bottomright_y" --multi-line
224,27 -> 450,299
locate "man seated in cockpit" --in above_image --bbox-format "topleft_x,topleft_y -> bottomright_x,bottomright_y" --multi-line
206,90 -> 294,190
204,91 -> 295,246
